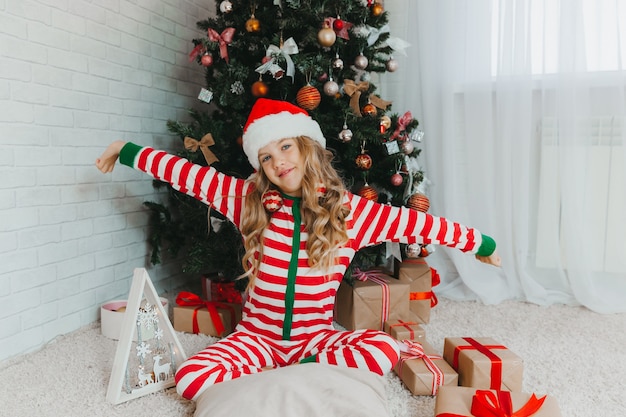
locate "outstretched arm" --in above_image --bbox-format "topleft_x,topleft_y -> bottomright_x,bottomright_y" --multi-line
95,140 -> 126,173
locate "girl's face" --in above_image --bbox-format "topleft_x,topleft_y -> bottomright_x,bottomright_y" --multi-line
258,138 -> 305,197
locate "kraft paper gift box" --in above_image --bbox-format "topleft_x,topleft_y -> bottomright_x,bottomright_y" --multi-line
434,386 -> 562,417
334,271 -> 410,331
173,292 -> 242,337
394,340 -> 458,396
394,258 -> 438,324
384,319 -> 425,341
443,337 -> 523,391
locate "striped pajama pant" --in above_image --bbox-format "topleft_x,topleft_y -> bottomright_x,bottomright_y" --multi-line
175,328 -> 400,400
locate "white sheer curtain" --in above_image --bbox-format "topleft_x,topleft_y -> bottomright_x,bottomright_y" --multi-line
383,0 -> 626,313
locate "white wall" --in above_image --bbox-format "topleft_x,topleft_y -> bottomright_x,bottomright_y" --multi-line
0,0 -> 214,363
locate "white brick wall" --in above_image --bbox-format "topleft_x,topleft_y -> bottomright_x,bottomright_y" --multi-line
0,0 -> 215,363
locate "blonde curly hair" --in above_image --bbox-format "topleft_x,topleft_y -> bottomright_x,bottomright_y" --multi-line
239,136 -> 350,289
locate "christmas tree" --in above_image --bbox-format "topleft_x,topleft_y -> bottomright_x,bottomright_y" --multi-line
145,0 -> 429,286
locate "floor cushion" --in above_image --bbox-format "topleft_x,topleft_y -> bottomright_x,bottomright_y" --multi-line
194,363 -> 392,417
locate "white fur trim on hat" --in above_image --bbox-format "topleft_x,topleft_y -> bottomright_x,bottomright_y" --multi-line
242,98 -> 326,170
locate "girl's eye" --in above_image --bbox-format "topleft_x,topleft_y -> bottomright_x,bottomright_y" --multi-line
260,155 -> 271,163
281,143 -> 291,151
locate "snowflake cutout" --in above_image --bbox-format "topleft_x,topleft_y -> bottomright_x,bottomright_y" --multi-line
230,81 -> 244,95
137,303 -> 159,327
154,328 -> 164,340
136,342 -> 152,359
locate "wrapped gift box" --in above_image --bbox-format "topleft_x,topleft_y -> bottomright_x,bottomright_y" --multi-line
394,258 -> 438,324
201,273 -> 243,304
443,337 -> 523,391
434,386 -> 562,416
173,292 -> 242,337
335,271 -> 410,331
394,340 -> 458,396
384,319 -> 425,341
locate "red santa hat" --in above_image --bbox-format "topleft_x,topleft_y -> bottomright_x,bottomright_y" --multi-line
242,98 -> 326,170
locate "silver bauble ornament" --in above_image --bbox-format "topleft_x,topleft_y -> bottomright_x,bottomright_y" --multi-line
332,57 -> 344,70
401,140 -> 415,154
338,123 -> 353,142
323,80 -> 339,96
219,0 -> 233,13
354,53 -> 368,70
386,58 -> 398,72
405,243 -> 422,258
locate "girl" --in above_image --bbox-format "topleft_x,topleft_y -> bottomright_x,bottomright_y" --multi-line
96,98 -> 500,401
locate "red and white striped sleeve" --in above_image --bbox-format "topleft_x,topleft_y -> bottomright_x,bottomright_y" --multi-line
119,142 -> 251,228
346,192 -> 483,254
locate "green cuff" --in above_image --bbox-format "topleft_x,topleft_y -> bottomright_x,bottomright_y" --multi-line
476,234 -> 496,257
119,142 -> 143,168
300,354 -> 317,364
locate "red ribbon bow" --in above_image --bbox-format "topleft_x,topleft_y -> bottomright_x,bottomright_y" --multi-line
390,111 -> 413,141
399,340 -> 444,395
208,27 -> 236,63
175,291 -> 225,336
471,390 -> 547,417
188,44 -> 204,62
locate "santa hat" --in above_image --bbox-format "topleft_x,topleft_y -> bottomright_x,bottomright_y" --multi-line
242,98 -> 326,170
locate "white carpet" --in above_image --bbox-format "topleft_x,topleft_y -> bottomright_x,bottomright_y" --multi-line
1,297 -> 625,417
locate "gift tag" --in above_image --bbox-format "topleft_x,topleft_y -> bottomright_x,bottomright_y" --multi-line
198,88 -> 213,103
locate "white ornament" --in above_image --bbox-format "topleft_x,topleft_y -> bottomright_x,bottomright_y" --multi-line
219,1 -> 233,13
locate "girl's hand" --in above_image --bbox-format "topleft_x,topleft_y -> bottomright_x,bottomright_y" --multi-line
95,140 -> 126,173
476,250 -> 502,267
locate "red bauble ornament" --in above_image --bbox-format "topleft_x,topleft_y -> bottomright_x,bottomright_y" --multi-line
296,85 -> 321,110
390,173 -> 403,187
355,153 -> 373,170
262,189 -> 283,213
357,184 -> 378,202
407,192 -> 430,212
201,54 -> 213,67
251,80 -> 269,97
333,18 -> 344,31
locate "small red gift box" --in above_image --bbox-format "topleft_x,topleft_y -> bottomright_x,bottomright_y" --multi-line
434,386 -> 562,416
202,273 -> 243,304
443,337 -> 523,391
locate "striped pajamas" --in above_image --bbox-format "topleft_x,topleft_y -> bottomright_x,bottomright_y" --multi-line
119,143 -> 485,401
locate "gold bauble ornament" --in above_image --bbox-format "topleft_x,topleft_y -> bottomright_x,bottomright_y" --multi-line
407,192 -> 430,212
317,26 -> 336,47
361,103 -> 377,117
296,85 -> 321,110
251,80 -> 268,97
380,115 -> 392,129
371,2 -> 384,17
245,16 -> 261,32
357,184 -> 378,202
